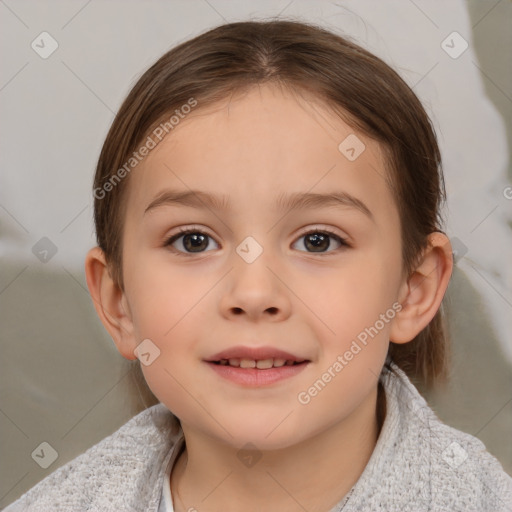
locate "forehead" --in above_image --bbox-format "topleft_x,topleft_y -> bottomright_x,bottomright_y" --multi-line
124,84 -> 397,225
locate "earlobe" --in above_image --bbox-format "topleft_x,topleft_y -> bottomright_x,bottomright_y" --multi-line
84,247 -> 138,360
390,232 -> 453,344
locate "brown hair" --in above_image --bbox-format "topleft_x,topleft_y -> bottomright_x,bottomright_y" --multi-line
93,19 -> 451,401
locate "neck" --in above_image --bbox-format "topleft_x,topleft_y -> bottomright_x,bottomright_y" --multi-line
171,383 -> 386,512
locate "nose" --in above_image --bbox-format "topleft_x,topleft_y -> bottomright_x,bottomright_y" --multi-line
219,250 -> 292,323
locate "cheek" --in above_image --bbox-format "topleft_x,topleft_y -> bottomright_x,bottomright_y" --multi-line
129,272 -> 206,417
124,249 -> 211,368
139,357 -> 206,427
311,257 -> 397,334
124,248 -> 211,337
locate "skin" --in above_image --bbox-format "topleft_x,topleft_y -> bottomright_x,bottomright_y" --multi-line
85,83 -> 453,512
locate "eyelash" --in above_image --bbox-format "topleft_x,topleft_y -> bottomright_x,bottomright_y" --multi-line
163,226 -> 350,257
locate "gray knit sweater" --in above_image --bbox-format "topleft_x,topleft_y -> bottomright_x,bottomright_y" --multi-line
4,361 -> 512,511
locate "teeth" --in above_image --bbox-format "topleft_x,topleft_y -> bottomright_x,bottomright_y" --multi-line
256,359 -> 273,369
217,358 -> 299,368
240,359 -> 256,368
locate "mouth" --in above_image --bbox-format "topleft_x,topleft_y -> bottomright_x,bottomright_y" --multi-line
204,346 -> 311,386
205,346 -> 310,368
210,358 -> 307,369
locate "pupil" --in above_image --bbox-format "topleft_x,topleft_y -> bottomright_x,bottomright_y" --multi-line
305,233 -> 329,252
184,233 -> 208,252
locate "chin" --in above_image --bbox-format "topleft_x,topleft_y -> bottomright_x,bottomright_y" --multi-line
211,414 -> 310,451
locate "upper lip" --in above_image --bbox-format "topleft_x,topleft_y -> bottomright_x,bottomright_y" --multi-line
205,346 -> 308,362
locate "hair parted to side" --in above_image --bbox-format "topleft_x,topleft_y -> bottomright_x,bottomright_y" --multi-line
93,18 -> 450,393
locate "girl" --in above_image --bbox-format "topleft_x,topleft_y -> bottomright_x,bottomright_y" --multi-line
6,18 -> 512,512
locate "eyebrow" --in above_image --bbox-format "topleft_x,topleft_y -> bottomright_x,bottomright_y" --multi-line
144,189 -> 374,221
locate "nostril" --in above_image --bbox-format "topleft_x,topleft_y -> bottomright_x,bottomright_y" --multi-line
266,307 -> 278,314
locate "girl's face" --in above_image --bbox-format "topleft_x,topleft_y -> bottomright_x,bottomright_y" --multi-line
120,84 -> 406,449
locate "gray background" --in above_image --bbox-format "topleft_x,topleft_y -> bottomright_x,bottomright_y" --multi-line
1,0 -> 511,507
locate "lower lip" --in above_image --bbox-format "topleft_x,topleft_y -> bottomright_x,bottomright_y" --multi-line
205,361 -> 309,387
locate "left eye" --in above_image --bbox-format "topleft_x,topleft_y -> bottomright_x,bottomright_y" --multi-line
292,230 -> 348,253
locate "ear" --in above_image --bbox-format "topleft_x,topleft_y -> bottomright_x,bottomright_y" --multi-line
84,246 -> 138,360
390,232 -> 453,344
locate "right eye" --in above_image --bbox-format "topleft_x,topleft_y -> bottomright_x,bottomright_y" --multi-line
164,228 -> 220,255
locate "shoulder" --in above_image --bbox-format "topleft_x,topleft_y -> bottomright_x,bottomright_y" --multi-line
3,403 -> 181,512
425,414 -> 512,511
385,362 -> 512,511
